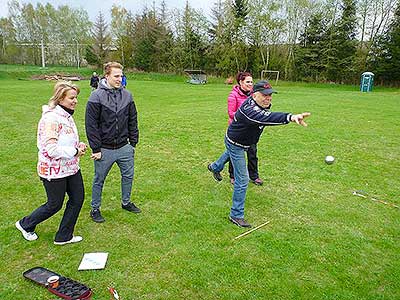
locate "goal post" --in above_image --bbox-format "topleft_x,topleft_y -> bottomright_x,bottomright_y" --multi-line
261,70 -> 279,85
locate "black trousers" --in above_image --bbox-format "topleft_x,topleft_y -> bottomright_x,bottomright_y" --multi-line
229,143 -> 259,180
20,170 -> 84,242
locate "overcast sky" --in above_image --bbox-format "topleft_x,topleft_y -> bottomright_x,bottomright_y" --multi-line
0,0 -> 216,20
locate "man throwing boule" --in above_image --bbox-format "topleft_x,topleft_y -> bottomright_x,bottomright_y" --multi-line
208,80 -> 310,228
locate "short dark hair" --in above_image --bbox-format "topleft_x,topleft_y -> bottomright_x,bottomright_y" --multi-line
236,71 -> 252,84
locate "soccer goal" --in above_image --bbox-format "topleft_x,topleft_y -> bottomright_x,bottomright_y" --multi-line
261,70 -> 279,85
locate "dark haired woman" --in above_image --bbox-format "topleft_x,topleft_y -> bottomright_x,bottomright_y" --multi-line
227,72 -> 263,186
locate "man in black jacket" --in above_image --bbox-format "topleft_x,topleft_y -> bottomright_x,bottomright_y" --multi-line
89,72 -> 99,90
85,62 -> 140,223
208,80 -> 310,228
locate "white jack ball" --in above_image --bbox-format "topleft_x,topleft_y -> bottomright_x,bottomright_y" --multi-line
325,155 -> 335,165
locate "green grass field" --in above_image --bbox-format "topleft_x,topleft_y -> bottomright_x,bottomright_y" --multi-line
0,73 -> 399,300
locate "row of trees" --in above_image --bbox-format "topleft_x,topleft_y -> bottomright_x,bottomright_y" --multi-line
0,0 -> 399,85
0,1 -> 91,66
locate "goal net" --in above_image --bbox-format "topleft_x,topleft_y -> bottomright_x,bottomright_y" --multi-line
261,70 -> 279,85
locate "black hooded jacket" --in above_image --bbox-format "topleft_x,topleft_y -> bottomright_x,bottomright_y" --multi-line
226,96 -> 291,148
85,79 -> 139,153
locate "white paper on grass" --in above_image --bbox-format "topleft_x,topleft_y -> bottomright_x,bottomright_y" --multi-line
78,252 -> 108,270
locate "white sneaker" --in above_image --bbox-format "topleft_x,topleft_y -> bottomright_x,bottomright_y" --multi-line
54,235 -> 83,245
15,221 -> 38,241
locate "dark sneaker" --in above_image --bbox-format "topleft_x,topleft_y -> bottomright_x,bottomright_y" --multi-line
229,216 -> 252,228
251,178 -> 264,186
90,209 -> 105,223
207,163 -> 222,181
122,202 -> 141,213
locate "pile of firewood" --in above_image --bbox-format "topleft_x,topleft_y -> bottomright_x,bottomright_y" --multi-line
32,74 -> 81,81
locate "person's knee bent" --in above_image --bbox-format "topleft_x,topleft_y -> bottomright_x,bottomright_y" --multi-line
121,173 -> 133,181
46,200 -> 63,213
70,196 -> 84,208
236,174 -> 249,188
93,171 -> 107,186
120,164 -> 134,181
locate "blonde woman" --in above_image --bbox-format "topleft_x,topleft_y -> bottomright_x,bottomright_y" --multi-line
16,81 -> 87,245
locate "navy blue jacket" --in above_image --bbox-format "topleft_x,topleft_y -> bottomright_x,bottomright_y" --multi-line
226,96 -> 291,148
85,79 -> 139,153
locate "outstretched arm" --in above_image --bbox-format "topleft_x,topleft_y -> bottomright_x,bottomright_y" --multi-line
290,112 -> 311,127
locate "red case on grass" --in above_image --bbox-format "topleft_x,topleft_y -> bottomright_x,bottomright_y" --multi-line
23,266 -> 92,300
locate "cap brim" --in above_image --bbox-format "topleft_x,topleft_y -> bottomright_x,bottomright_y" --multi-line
259,88 -> 277,95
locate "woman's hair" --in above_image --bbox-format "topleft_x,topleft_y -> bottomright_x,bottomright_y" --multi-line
104,61 -> 123,75
236,71 -> 252,84
48,81 -> 80,109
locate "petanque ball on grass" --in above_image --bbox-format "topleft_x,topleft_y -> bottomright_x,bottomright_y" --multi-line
325,155 -> 335,165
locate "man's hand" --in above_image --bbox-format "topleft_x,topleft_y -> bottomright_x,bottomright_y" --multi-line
91,152 -> 102,160
290,112 -> 311,127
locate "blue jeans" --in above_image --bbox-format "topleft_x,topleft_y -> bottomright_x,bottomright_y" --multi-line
228,143 -> 259,180
211,138 -> 249,219
91,143 -> 135,209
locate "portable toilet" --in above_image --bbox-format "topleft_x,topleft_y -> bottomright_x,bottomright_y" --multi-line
360,72 -> 374,92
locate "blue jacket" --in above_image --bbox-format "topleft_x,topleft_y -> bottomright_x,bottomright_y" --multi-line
226,96 -> 291,148
85,79 -> 139,153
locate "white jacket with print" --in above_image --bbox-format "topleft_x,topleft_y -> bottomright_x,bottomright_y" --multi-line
37,105 -> 80,180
